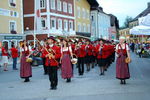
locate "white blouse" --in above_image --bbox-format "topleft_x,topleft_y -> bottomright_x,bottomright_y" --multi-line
116,44 -> 130,51
20,46 -> 32,52
61,46 -> 72,53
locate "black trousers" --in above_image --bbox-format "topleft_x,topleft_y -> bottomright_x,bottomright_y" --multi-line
42,58 -> 48,74
47,66 -> 58,88
77,57 -> 84,75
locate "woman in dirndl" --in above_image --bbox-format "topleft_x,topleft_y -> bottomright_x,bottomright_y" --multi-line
116,36 -> 131,84
60,39 -> 73,83
20,40 -> 32,82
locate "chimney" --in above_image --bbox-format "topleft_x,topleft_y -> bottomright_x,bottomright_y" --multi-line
148,2 -> 150,8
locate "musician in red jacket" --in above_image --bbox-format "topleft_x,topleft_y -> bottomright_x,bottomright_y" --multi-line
85,40 -> 93,71
96,39 -> 108,75
41,39 -> 48,75
75,40 -> 86,75
45,36 -> 61,90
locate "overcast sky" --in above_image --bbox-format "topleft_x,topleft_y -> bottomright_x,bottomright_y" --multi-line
98,0 -> 150,27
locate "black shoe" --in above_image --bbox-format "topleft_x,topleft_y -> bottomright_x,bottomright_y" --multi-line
120,80 -> 123,84
13,68 -> 18,70
79,73 -> 83,76
24,79 -> 30,82
66,78 -> 71,83
100,73 -> 103,76
53,86 -> 57,90
50,87 -> 54,90
123,80 -> 126,84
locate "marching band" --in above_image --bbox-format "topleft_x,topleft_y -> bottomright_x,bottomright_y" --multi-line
0,35 -> 119,90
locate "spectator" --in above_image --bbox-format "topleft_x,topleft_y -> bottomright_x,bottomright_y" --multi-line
10,44 -> 18,70
2,44 -> 9,71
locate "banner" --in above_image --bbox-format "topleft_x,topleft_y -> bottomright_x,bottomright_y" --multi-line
34,0 -> 42,34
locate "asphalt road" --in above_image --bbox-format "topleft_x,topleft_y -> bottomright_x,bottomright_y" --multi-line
0,52 -> 150,100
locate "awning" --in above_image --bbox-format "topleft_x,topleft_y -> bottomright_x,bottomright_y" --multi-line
130,13 -> 150,35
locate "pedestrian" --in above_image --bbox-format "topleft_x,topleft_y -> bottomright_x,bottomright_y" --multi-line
60,39 -> 73,83
20,40 -> 32,82
10,44 -> 18,70
116,36 -> 131,84
139,46 -> 144,58
45,36 -> 61,90
1,44 -> 9,71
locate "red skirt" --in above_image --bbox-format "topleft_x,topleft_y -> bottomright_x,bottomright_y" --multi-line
61,53 -> 73,79
20,53 -> 32,78
116,53 -> 130,79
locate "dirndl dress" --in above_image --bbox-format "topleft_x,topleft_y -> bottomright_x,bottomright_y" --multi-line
20,51 -> 32,78
61,51 -> 73,79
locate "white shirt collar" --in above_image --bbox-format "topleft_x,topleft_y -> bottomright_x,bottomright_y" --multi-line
49,44 -> 54,47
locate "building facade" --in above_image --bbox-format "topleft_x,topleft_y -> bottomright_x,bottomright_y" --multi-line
91,7 -> 111,40
75,0 -> 91,37
109,14 -> 119,40
24,0 -> 75,41
0,0 -> 24,48
98,11 -> 110,39
119,28 -> 130,41
119,2 -> 150,42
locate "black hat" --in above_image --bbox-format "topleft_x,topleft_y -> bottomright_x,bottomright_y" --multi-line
47,36 -> 55,41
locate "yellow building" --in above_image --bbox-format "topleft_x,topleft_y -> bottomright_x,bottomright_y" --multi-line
119,28 -> 131,41
0,0 -> 25,48
75,0 -> 91,37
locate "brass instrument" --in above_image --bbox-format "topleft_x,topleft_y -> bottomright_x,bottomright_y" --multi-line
31,34 -> 58,64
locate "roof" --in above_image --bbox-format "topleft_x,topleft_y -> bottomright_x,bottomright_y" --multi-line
87,0 -> 99,7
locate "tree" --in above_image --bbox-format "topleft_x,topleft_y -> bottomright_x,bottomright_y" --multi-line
123,16 -> 133,28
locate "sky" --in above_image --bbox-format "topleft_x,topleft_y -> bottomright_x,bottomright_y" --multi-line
98,0 -> 150,27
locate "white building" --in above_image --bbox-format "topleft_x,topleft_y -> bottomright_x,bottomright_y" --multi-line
91,7 -> 111,40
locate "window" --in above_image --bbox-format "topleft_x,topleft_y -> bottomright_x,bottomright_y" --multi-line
41,18 -> 47,28
82,8 -> 85,19
87,24 -> 90,33
83,24 -> 86,32
87,10 -> 89,19
68,4 -> 72,14
58,19 -> 62,30
40,0 -> 46,9
77,7 -> 80,18
9,0 -> 16,7
51,18 -> 56,29
64,20 -> 68,31
51,0 -> 55,10
9,21 -> 16,33
57,0 -> 62,11
63,2 -> 67,13
78,23 -> 81,32
91,16 -> 94,21
69,21 -> 73,31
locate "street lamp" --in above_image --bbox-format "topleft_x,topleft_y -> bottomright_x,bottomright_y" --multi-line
26,27 -> 29,31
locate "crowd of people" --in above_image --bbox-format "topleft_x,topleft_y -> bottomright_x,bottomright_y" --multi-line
129,42 -> 150,58
0,36 -> 131,90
